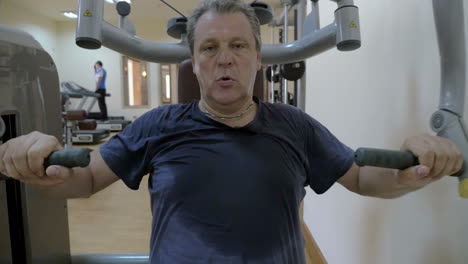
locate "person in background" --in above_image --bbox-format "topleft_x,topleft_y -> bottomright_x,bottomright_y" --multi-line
94,60 -> 108,120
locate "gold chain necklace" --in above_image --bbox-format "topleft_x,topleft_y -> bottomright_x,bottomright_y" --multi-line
200,102 -> 254,120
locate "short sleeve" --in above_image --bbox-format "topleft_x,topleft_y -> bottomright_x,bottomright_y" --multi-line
301,113 -> 354,194
96,69 -> 104,78
100,111 -> 157,190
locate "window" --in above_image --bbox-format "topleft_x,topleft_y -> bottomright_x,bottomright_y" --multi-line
122,56 -> 149,107
160,64 -> 178,104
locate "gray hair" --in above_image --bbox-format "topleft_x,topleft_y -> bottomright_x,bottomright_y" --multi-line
186,0 -> 262,54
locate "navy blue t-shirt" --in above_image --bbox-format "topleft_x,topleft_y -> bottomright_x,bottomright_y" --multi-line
100,98 -> 354,264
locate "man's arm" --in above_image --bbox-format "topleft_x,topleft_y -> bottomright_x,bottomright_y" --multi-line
96,76 -> 103,90
338,134 -> 463,198
338,164 -> 422,198
37,149 -> 120,199
0,131 -> 119,199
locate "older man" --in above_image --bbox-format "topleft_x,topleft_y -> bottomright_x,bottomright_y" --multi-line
0,0 -> 462,263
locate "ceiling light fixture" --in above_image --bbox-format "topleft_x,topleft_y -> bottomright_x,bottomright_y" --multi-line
62,11 -> 78,19
106,0 -> 132,3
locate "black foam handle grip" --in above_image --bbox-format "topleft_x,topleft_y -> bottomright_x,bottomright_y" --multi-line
44,148 -> 91,168
355,147 -> 465,176
354,148 -> 418,170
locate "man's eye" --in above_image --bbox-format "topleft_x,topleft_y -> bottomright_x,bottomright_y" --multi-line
233,44 -> 245,49
204,46 -> 215,52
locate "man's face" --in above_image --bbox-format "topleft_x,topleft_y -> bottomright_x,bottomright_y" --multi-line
192,11 -> 261,106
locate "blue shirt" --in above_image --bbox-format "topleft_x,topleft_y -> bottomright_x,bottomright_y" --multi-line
95,68 -> 106,90
100,98 -> 354,264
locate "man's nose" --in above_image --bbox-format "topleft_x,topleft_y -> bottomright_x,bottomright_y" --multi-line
217,49 -> 233,67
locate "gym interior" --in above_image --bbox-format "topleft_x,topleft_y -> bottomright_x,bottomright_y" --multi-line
1,0 -> 468,263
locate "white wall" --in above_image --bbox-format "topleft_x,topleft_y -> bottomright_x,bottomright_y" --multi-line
0,0 -> 58,62
302,1 -> 468,264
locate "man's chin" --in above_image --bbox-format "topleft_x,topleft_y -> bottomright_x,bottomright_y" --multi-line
209,93 -> 247,106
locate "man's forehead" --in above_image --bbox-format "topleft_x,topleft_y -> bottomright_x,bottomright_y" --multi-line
194,11 -> 253,42
198,10 -> 247,22
198,35 -> 250,44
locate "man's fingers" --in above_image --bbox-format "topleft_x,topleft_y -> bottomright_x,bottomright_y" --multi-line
403,134 -> 464,179
0,141 -> 8,175
417,150 -> 436,175
0,132 -> 63,186
415,165 -> 430,178
3,152 -> 21,180
28,135 -> 62,178
11,135 -> 41,179
4,133 -> 42,180
448,140 -> 464,175
428,137 -> 461,178
402,134 -> 435,170
453,154 -> 464,175
45,165 -> 73,181
441,157 -> 457,177
428,151 -> 448,178
398,165 -> 432,187
20,166 -> 71,186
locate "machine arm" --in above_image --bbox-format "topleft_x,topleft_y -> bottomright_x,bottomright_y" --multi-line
431,0 -> 468,198
76,0 -> 361,64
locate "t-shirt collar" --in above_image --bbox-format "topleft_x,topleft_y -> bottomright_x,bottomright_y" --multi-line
191,96 -> 265,133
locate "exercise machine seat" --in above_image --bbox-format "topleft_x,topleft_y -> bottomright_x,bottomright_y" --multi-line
78,119 -> 97,130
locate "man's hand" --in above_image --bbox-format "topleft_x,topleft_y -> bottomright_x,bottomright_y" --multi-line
397,133 -> 464,188
0,131 -> 73,186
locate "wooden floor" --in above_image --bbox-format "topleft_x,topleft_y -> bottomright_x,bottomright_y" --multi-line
68,134 -> 151,254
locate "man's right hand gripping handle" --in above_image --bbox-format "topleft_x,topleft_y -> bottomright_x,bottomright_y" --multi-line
0,131 -> 90,186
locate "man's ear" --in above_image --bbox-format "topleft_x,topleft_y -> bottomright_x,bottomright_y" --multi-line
191,56 -> 197,75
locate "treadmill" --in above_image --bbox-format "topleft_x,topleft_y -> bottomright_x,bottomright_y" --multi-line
72,129 -> 109,144
61,81 -> 131,132
61,91 -> 110,145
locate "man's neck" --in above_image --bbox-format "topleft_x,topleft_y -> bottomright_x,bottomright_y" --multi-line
198,99 -> 258,128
